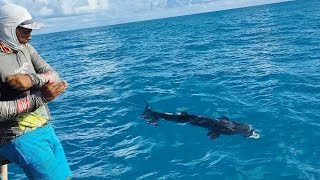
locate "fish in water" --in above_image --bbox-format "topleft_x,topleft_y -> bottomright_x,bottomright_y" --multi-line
142,103 -> 260,139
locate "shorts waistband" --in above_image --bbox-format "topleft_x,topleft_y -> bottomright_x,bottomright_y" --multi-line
0,123 -> 50,145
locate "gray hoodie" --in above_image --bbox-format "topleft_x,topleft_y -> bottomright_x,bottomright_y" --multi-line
0,3 -> 61,145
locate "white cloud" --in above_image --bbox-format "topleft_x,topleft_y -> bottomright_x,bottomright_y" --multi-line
2,0 -> 109,18
1,0 -> 292,34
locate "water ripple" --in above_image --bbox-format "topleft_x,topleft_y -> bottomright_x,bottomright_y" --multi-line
22,1 -> 320,179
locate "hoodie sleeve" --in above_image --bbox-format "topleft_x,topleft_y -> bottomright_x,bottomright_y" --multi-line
0,92 -> 47,120
26,44 -> 62,87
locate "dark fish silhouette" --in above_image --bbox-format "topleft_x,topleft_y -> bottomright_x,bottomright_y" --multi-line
142,103 -> 259,139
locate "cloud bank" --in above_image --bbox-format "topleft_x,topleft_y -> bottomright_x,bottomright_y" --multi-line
1,0 -> 291,34
2,0 -> 109,18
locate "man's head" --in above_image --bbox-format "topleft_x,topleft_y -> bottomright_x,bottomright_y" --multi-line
0,3 -> 43,49
16,26 -> 32,45
16,19 -> 44,44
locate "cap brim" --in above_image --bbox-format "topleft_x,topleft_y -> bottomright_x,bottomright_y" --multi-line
19,21 -> 44,30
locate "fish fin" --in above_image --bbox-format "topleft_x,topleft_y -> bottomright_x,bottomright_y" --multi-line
180,112 -> 189,115
207,131 -> 220,139
217,116 -> 230,121
142,101 -> 151,119
144,100 -> 151,110
147,117 -> 159,127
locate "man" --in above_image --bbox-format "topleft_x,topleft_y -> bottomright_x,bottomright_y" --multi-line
0,3 -> 71,180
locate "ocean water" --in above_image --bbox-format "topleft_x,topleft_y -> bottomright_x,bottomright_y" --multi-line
8,0 -> 320,179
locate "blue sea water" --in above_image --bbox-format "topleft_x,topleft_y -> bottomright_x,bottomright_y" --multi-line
8,0 -> 320,179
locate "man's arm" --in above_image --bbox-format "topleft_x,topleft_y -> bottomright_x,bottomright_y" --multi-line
26,43 -> 62,87
0,92 -> 47,120
0,82 -> 67,120
5,44 -> 63,91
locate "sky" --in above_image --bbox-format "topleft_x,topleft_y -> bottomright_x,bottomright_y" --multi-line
1,0 -> 291,34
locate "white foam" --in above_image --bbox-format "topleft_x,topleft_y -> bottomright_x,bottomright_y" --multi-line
249,130 -> 260,139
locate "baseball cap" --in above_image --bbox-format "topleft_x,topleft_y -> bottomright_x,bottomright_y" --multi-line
19,19 -> 44,29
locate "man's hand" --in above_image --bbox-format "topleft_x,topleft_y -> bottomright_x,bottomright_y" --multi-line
6,74 -> 33,90
41,81 -> 67,102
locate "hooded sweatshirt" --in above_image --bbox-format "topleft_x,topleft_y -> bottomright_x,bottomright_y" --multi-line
0,3 -> 62,145
0,3 -> 32,50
